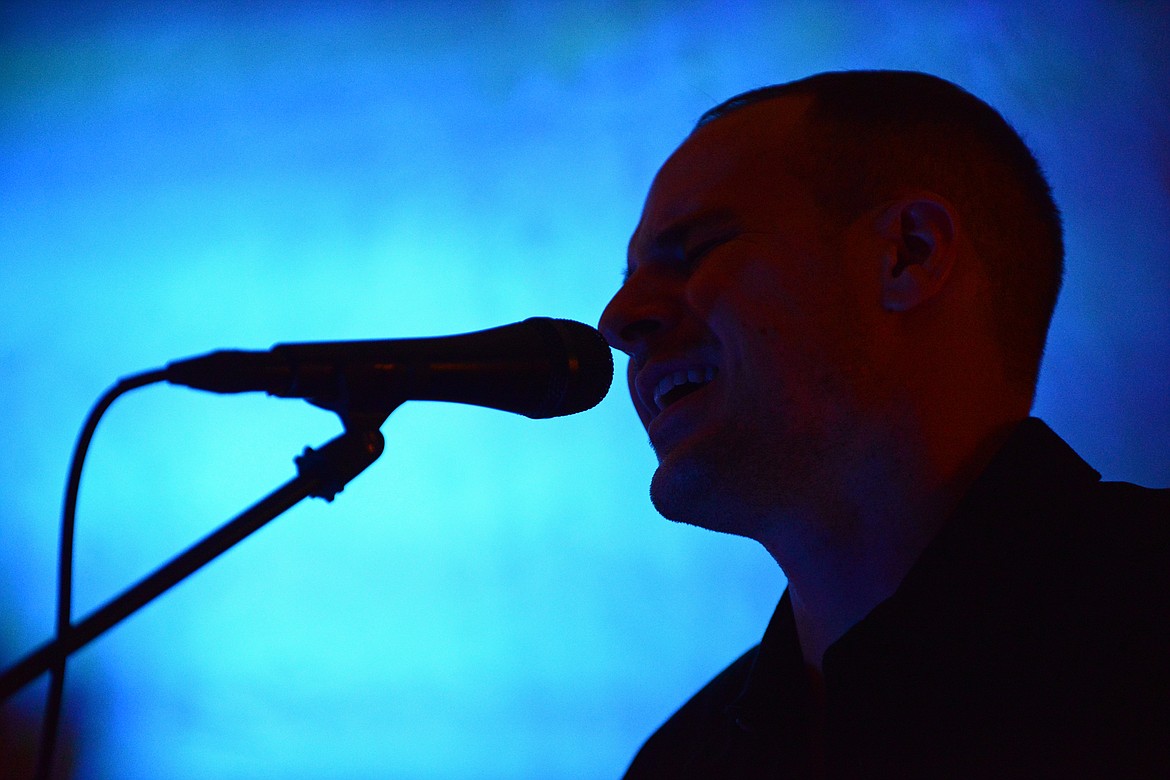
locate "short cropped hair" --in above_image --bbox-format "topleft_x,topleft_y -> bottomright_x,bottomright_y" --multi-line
698,71 -> 1064,393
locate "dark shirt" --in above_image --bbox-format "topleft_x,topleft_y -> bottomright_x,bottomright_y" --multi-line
625,419 -> 1170,778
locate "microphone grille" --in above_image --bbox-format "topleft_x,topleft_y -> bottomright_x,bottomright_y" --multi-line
530,318 -> 614,418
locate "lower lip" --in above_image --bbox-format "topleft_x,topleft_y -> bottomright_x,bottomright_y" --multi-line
647,382 -> 715,446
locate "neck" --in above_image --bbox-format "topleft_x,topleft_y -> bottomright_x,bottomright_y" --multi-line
762,415 -> 1020,671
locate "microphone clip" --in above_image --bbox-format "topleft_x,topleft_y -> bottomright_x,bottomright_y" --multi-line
294,428 -> 386,502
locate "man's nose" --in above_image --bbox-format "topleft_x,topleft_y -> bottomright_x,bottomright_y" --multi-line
598,278 -> 669,356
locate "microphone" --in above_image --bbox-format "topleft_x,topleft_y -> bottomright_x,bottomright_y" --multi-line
165,317 -> 614,424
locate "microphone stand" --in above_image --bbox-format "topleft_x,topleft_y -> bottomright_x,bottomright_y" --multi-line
0,427 -> 384,701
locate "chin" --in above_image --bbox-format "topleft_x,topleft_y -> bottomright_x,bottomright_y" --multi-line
649,454 -> 748,537
649,451 -> 699,514
648,436 -> 801,542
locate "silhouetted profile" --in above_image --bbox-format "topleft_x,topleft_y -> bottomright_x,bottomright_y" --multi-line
600,70 -> 1169,778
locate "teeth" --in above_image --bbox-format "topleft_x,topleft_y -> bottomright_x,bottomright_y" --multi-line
652,366 -> 717,410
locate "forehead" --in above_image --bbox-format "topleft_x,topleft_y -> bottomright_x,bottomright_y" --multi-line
629,94 -> 817,259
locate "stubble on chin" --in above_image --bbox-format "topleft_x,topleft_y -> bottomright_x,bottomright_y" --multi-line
647,439 -> 765,537
648,453 -> 706,524
646,423 -> 831,542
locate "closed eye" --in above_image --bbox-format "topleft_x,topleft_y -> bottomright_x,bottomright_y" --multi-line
686,235 -> 728,261
624,211 -> 742,283
682,232 -> 738,268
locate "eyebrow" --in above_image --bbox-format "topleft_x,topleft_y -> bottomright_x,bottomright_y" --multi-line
623,209 -> 740,282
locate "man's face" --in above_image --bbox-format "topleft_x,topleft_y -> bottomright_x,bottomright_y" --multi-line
599,97 -> 882,536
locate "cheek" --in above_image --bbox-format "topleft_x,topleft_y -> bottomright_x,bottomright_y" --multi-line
700,259 -> 855,398
689,254 -> 804,340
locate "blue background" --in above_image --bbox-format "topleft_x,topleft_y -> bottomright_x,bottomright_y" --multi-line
2,2 -> 1167,778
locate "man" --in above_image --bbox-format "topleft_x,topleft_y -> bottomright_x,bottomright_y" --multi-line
599,70 -> 1168,777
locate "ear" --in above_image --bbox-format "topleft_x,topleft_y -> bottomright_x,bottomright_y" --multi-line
875,196 -> 958,312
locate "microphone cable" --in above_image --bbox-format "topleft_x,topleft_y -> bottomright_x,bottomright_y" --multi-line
36,369 -> 166,780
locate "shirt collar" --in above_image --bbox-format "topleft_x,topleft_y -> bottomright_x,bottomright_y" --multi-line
726,590 -> 810,733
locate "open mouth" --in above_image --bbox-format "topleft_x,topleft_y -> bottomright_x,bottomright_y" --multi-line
653,366 -> 717,411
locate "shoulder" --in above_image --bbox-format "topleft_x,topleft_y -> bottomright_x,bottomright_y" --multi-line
990,427 -> 1170,628
1062,479 -> 1170,609
973,419 -> 1168,565
1086,478 -> 1170,522
1049,475 -> 1170,576
623,646 -> 758,778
